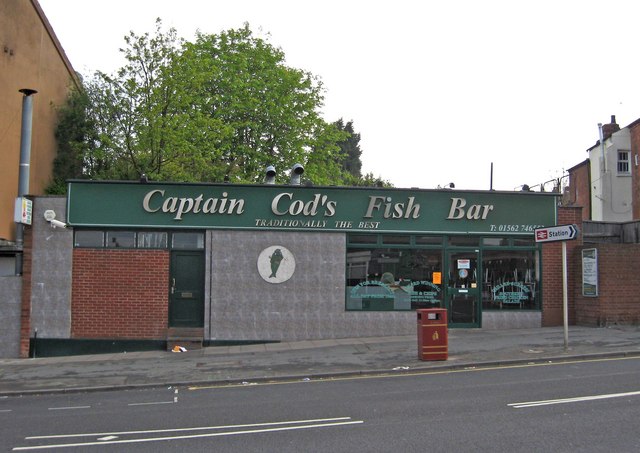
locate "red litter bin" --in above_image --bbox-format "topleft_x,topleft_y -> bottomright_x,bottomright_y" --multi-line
417,308 -> 448,361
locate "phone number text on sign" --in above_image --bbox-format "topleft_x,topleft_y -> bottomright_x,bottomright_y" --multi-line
489,224 -> 545,233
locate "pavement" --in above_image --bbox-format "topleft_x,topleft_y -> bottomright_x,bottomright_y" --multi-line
1,326 -> 639,396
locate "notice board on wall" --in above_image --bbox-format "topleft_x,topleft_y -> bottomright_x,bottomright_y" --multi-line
582,248 -> 598,297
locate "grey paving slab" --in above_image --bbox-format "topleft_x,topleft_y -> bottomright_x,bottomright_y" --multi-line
0,326 -> 639,396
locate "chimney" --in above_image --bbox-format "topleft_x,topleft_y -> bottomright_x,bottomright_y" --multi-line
601,114 -> 620,140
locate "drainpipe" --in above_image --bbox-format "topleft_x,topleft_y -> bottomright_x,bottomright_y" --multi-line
598,122 -> 606,173
15,89 -> 37,276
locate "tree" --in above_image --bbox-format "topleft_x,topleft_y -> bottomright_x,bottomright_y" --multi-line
82,19 -> 222,181
351,172 -> 393,188
330,119 -> 392,187
305,120 -> 352,185
80,21 -> 350,185
173,24 -> 351,184
47,84 -> 96,194
333,118 -> 362,178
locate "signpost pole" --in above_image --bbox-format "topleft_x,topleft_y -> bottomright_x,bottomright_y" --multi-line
562,241 -> 569,351
535,224 -> 578,352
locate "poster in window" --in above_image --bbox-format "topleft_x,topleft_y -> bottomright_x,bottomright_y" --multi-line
582,248 -> 598,297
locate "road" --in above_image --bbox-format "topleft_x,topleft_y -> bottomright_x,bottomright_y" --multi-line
2,356 -> 639,452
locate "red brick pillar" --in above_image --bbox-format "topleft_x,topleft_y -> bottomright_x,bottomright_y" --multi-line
19,225 -> 33,358
541,206 -> 583,327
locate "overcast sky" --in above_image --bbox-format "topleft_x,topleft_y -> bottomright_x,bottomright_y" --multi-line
39,0 -> 640,191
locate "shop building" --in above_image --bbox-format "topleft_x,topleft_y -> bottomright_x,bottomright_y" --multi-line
10,179 -> 587,358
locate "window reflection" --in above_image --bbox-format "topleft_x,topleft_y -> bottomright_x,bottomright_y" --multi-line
106,231 -> 135,248
172,232 -> 204,249
138,232 -> 168,248
482,250 -> 538,310
347,248 -> 443,311
74,230 -> 104,247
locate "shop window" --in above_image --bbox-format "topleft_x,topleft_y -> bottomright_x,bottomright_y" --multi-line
138,232 -> 168,248
483,237 -> 509,246
382,235 -> 410,245
172,232 -> 204,249
106,231 -> 136,248
74,230 -> 104,247
512,237 -> 535,246
448,236 -> 479,246
482,250 -> 539,310
415,235 -> 443,245
348,234 -> 378,244
346,248 -> 443,311
74,229 -> 182,249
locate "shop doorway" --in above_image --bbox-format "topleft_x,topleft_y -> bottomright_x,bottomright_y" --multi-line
169,251 -> 205,327
446,250 -> 481,327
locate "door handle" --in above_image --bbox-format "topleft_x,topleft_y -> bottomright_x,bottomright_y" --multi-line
171,278 -> 175,294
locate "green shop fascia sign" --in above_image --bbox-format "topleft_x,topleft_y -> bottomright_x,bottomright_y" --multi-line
67,181 -> 558,235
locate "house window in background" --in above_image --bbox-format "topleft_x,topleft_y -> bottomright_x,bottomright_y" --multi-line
618,150 -> 630,174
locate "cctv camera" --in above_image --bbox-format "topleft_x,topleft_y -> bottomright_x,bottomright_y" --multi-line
49,219 -> 67,229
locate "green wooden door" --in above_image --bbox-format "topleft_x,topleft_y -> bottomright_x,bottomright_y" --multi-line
169,251 -> 205,327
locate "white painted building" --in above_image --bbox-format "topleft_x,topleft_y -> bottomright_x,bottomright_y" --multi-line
587,116 -> 633,221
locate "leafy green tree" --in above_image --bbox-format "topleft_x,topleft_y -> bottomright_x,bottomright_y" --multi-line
304,120 -> 351,185
333,118 -> 362,178
350,172 -> 393,188
331,119 -> 392,187
80,21 -> 351,185
51,20 -> 392,188
174,24 -> 349,184
47,84 -> 96,194
83,19 -> 225,181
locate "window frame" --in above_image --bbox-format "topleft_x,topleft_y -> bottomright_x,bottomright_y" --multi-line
73,229 -> 204,250
346,233 -> 541,312
617,150 -> 631,174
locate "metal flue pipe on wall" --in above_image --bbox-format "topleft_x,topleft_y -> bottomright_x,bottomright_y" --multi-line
15,88 -> 37,276
289,163 -> 304,185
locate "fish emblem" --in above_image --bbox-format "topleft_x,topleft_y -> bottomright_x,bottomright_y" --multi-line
269,249 -> 284,278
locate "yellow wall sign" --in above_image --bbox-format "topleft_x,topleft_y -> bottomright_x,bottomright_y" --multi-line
14,197 -> 32,225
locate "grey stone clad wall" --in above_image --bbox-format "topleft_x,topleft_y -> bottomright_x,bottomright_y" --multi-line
0,196 -> 72,358
0,275 -> 21,358
482,311 -> 541,329
30,197 -> 72,339
206,230 -> 415,341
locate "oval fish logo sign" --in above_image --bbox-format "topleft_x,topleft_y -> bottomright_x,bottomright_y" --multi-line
257,246 -> 296,283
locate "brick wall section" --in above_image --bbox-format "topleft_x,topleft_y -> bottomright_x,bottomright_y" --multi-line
72,249 -> 170,339
566,161 -> 591,221
541,206 -> 583,326
19,225 -> 33,358
574,243 -> 640,326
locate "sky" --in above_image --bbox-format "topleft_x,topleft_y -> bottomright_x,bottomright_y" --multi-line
38,0 -> 640,192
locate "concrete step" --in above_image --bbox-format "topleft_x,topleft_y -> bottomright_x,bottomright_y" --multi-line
167,327 -> 204,351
